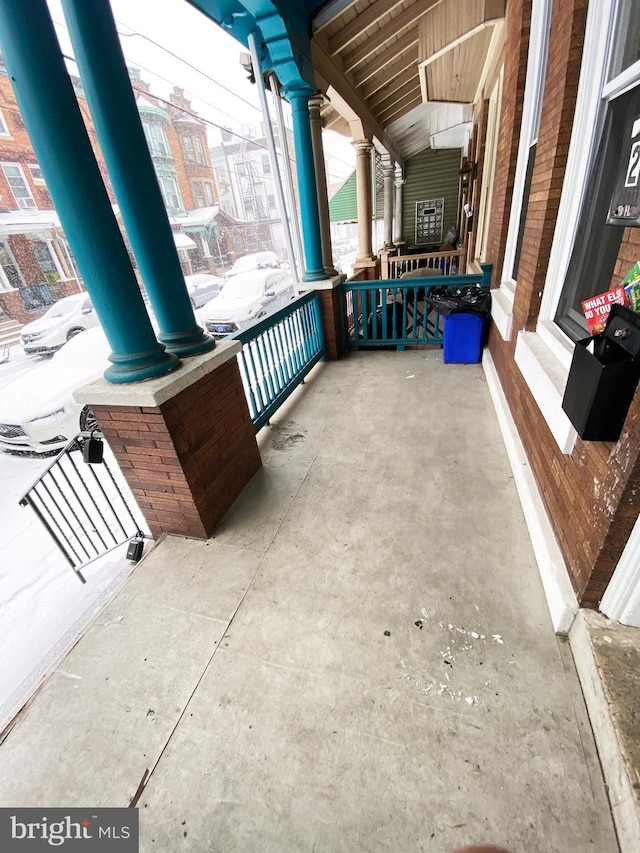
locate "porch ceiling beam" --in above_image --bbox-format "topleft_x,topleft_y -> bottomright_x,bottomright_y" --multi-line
342,0 -> 439,73
312,0 -> 360,33
352,30 -> 419,88
369,77 -> 421,115
360,48 -> 418,100
327,0 -> 407,56
379,91 -> 423,126
311,38 -> 403,165
420,20 -> 498,68
366,66 -> 419,108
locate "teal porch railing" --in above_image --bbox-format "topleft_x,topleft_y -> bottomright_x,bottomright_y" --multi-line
231,291 -> 325,431
339,263 -> 492,351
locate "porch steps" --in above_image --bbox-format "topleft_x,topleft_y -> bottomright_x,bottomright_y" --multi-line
0,319 -> 22,354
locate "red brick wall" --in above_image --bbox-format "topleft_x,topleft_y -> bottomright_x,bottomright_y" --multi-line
0,72 -> 115,208
319,288 -> 343,360
93,358 -> 262,539
486,0 -> 640,606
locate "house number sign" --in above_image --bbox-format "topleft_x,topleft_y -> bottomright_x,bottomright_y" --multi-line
608,113 -> 640,226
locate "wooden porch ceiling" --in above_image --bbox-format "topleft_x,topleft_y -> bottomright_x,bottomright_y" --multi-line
311,0 -> 505,162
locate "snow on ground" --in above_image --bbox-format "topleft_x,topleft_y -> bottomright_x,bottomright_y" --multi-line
0,346 -> 141,728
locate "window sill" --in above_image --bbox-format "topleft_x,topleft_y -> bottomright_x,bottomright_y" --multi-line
514,324 -> 578,455
491,279 -> 515,341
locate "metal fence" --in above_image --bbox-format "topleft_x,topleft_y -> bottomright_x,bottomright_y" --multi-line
19,433 -> 147,583
339,264 -> 492,351
231,290 -> 325,431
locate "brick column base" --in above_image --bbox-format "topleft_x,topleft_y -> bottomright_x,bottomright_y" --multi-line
77,342 -> 261,539
297,273 -> 346,361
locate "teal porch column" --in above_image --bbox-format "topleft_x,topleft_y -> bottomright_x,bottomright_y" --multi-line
61,0 -> 215,357
0,0 -> 177,383
282,83 -> 329,282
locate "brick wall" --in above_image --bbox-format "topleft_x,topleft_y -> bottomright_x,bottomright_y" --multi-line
487,0 -> 640,606
319,288 -> 343,360
93,358 -> 261,539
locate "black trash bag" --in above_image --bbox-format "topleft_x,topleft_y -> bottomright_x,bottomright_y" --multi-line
365,300 -> 405,340
425,284 -> 491,316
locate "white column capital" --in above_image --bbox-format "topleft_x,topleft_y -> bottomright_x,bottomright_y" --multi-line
353,139 -> 373,154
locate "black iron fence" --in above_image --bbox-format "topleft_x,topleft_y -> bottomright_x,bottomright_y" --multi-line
19,433 -> 148,582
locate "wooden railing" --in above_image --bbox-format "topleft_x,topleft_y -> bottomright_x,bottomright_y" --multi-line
380,249 -> 465,280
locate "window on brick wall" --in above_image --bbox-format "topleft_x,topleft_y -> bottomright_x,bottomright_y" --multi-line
554,1 -> 640,341
0,241 -> 25,289
193,137 -> 205,165
183,136 -> 206,165
28,163 -> 45,185
30,239 -> 58,277
192,180 -> 214,208
1,162 -> 36,209
0,107 -> 9,138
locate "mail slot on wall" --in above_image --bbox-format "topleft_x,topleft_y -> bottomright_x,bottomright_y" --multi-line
562,304 -> 640,441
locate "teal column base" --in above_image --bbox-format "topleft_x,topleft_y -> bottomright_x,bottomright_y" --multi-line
158,327 -> 217,357
302,269 -> 330,282
105,347 -> 180,384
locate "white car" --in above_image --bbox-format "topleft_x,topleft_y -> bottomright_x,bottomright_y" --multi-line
20,292 -> 99,356
0,327 -> 110,455
226,251 -> 281,277
184,273 -> 224,308
202,269 -> 296,338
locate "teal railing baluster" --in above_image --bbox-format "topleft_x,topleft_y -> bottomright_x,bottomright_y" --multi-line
314,293 -> 325,358
265,326 -> 283,394
245,339 -> 267,415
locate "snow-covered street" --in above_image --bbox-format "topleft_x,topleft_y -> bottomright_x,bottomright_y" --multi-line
0,346 -> 138,728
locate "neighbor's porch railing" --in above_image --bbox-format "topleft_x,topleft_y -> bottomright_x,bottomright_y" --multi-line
339,264 -> 492,351
231,290 -> 325,431
380,248 -> 465,279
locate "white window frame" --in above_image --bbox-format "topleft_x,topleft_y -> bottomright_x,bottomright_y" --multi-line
1,162 -> 37,209
159,175 -> 183,214
0,107 -> 10,138
514,0 -> 622,454
0,239 -> 26,290
142,121 -> 170,158
193,137 -> 205,165
475,68 -> 503,264
28,163 -> 46,185
493,0 -> 552,342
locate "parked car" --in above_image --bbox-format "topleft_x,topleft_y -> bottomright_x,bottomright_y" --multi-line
226,251 -> 281,277
201,269 -> 296,338
20,292 -> 99,356
184,273 -> 224,308
0,326 -> 110,455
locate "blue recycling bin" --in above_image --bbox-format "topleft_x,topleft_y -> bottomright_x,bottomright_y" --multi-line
443,312 -> 485,363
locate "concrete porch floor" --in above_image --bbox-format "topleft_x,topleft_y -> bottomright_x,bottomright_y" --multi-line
0,350 -> 619,852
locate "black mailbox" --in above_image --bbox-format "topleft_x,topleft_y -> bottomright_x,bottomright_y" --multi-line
562,304 -> 640,441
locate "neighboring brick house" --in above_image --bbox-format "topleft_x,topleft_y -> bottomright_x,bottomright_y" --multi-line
0,63 -> 93,323
130,71 -> 268,275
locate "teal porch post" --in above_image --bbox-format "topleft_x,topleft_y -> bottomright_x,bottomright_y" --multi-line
0,0 -> 177,384
61,0 -> 215,357
282,84 -> 329,283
